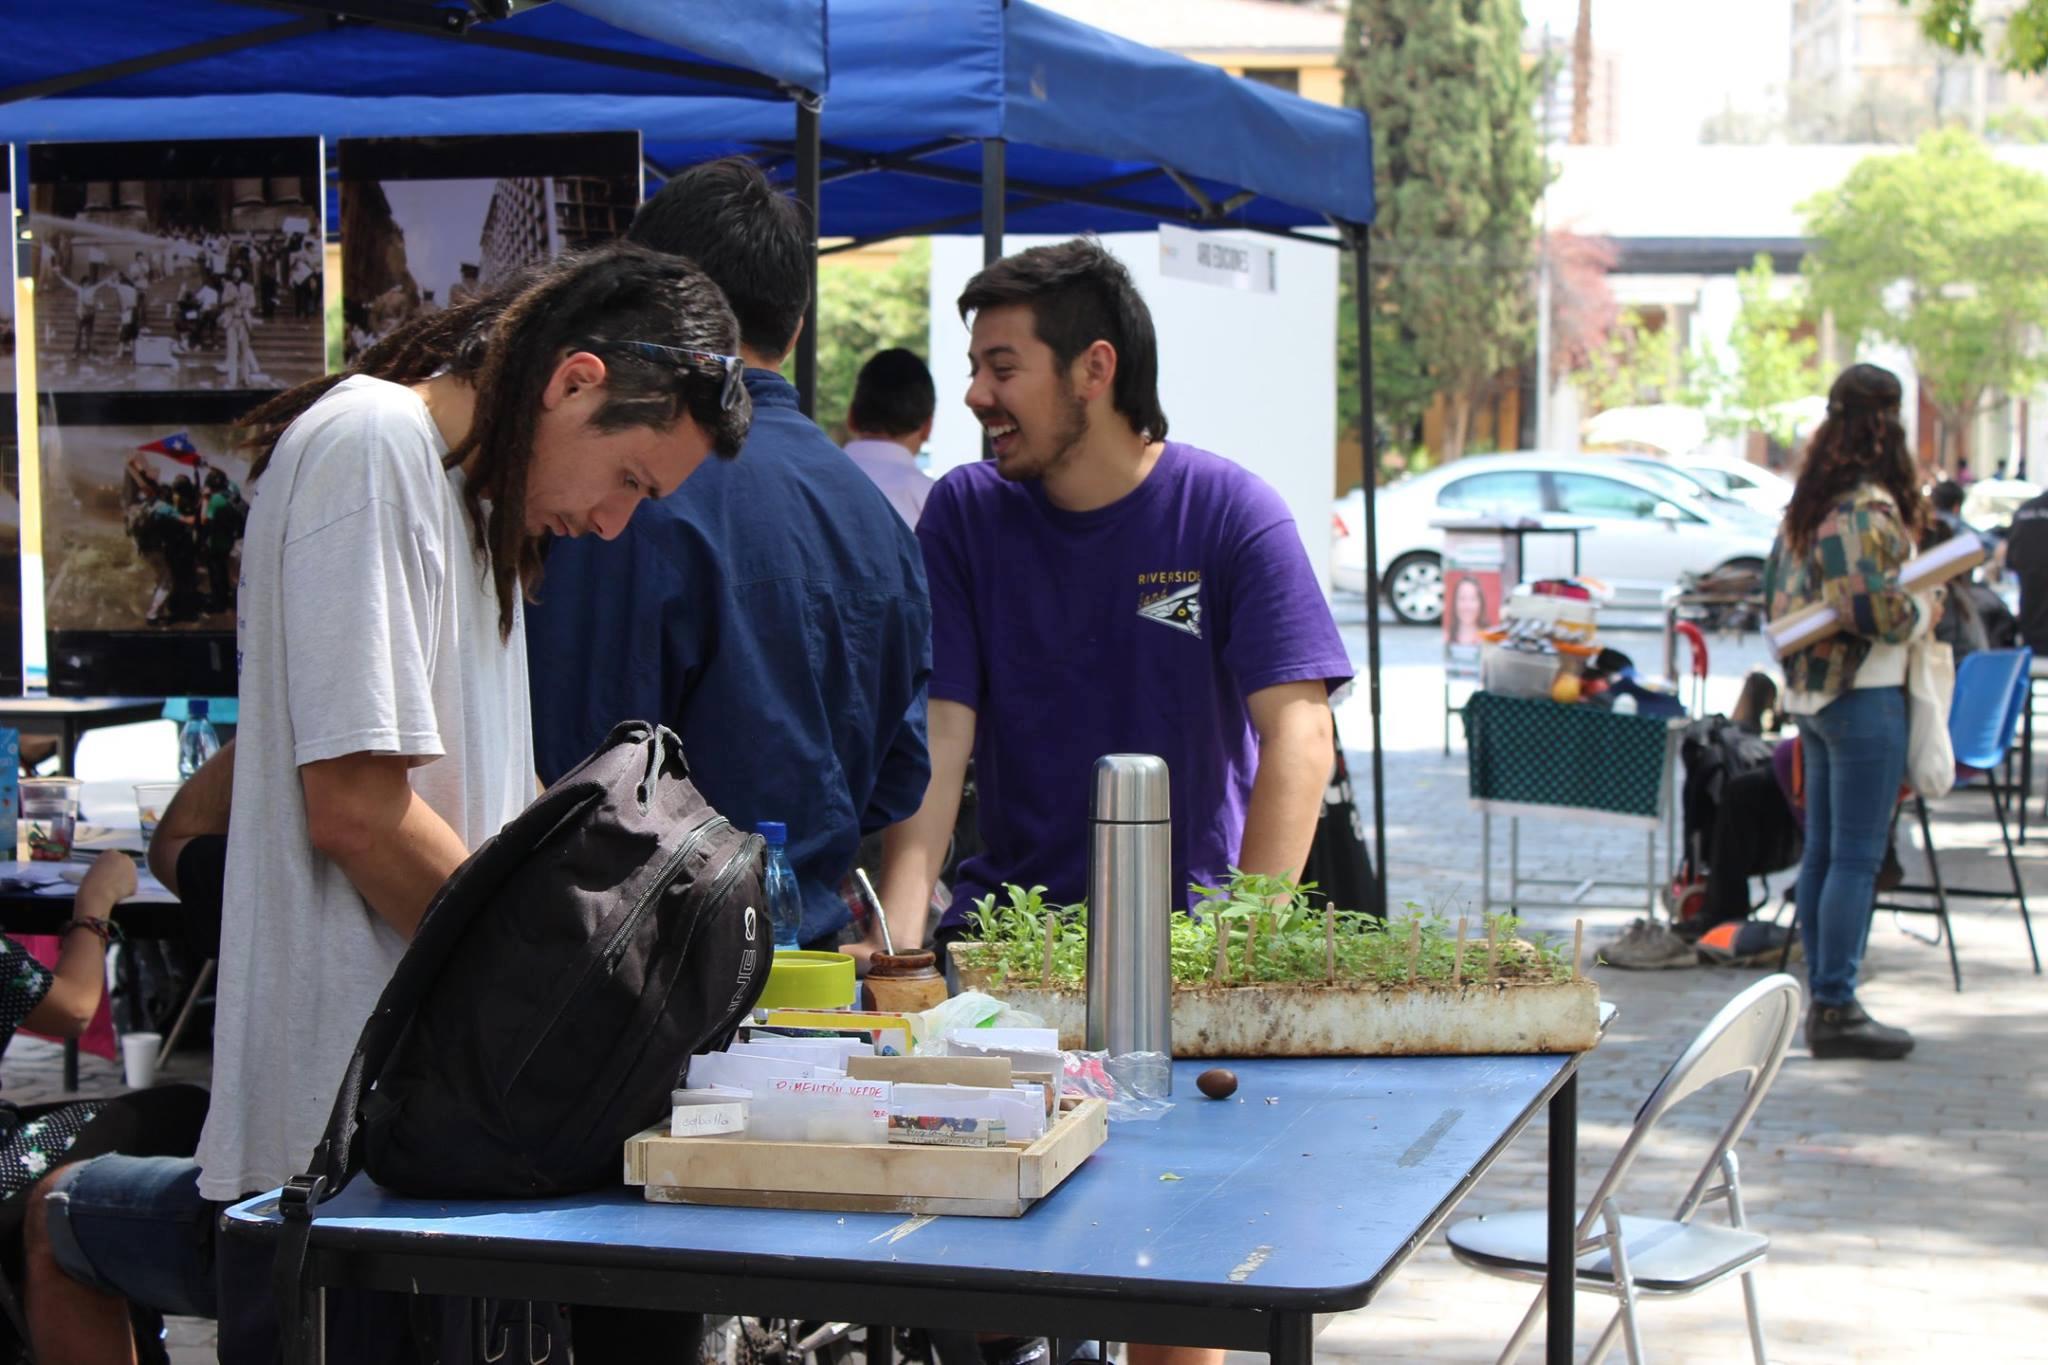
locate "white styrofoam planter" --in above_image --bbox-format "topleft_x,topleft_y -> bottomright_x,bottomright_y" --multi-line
953,947 -> 1599,1057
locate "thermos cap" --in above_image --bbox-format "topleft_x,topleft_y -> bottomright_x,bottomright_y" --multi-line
1091,754 -> 1171,823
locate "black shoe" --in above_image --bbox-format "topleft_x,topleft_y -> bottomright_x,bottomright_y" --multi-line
1806,999 -> 1914,1060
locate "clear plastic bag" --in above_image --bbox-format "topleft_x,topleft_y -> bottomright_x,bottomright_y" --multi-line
1062,1049 -> 1174,1121
906,989 -> 1047,1053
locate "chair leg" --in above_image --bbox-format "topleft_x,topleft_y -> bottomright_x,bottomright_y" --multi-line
1989,782 -> 2043,975
1739,1269 -> 1769,1365
1599,1205 -> 1647,1365
1585,1309 -> 1626,1365
1913,796 -> 1964,992
1495,1288 -> 1547,1365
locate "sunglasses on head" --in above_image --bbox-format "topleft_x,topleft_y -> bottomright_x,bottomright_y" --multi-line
587,338 -> 747,412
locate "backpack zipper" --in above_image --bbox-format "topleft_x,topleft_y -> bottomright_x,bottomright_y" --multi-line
600,816 -> 730,968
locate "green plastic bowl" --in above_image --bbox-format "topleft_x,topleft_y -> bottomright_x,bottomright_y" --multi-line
756,950 -> 858,1010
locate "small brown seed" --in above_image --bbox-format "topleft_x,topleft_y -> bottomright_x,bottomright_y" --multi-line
1197,1067 -> 1239,1100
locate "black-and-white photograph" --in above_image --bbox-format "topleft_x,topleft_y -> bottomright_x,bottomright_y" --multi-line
27,139 -> 324,394
339,132 -> 639,361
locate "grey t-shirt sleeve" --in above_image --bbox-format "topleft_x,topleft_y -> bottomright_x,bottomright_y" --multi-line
282,495 -> 447,768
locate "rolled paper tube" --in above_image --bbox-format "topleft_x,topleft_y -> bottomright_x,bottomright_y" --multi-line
1485,920 -> 1498,981
1244,914 -> 1260,982
1571,919 -> 1584,980
1212,916 -> 1229,984
1407,917 -> 1422,982
1324,907 -> 1336,983
1041,913 -> 1057,986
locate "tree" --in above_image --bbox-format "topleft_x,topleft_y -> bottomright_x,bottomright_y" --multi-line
1344,0 -> 1548,461
1911,0 -> 2048,73
1802,129 -> 2048,471
1686,255 -> 1820,446
1570,308 -> 1680,415
813,241 -> 932,444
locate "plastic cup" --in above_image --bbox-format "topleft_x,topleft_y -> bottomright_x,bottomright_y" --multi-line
20,778 -> 82,862
121,1031 -> 162,1089
134,783 -> 182,849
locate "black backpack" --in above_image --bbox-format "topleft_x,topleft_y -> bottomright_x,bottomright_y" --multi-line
1678,716 -> 1775,873
275,722 -> 772,1344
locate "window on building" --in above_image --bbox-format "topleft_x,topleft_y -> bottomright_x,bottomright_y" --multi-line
1242,68 -> 1300,95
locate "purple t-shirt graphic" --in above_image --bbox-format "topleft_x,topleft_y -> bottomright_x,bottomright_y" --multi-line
920,441 -> 1355,931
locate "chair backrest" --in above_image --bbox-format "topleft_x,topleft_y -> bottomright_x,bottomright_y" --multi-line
1950,647 -> 2032,771
1576,975 -> 1802,1234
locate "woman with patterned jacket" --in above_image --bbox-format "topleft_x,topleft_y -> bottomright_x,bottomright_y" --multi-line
0,852 -> 207,1361
1765,363 -> 1934,1061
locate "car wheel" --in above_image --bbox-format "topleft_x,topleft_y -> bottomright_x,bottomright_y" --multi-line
1385,553 -> 1444,625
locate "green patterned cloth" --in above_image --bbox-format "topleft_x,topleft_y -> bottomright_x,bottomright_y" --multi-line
1463,692 -> 1670,818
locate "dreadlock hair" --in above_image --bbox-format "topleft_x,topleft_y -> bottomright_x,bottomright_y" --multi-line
237,242 -> 749,640
1782,362 -> 1924,557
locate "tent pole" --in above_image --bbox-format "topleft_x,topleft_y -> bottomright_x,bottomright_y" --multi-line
979,137 -> 1007,461
982,137 -> 1006,266
1353,228 -> 1387,917
794,101 -> 822,418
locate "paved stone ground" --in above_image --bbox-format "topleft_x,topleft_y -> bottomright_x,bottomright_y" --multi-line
7,620 -> 2045,1362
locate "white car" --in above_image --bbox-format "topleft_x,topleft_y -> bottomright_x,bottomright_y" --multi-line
1669,455 -> 1795,517
1331,453 -> 1777,624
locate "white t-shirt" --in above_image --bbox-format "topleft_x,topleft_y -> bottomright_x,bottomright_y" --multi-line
842,438 -> 935,529
195,374 -> 534,1201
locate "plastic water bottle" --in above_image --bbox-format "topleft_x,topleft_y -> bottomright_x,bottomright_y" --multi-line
758,821 -> 802,950
178,699 -> 221,780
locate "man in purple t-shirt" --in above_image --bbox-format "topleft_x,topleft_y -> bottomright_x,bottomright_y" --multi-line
873,238 -> 1354,978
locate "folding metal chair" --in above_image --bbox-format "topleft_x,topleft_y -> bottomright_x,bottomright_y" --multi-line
1876,647 -> 2042,992
1447,974 -> 1802,1365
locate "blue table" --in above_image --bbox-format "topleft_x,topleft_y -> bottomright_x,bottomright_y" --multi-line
227,1054 -> 1589,1363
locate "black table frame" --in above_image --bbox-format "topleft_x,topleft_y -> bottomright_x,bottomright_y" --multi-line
236,1065 -> 1588,1364
0,698 -> 167,776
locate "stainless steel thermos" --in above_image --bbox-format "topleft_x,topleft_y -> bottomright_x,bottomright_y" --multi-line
1085,753 -> 1172,1086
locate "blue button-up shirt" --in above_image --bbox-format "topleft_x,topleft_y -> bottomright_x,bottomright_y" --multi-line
526,370 -> 932,944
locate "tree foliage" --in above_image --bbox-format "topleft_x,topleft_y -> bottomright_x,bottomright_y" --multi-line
813,241 -> 932,444
1344,0 -> 1548,461
1912,0 -> 2048,74
1570,309 -> 1680,415
1802,129 -> 2048,470
1686,255 -> 1820,446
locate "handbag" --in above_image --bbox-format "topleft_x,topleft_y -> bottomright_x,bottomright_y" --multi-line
1905,637 -> 1956,799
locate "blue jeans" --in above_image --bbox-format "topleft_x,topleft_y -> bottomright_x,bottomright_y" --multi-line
1795,686 -> 1907,1005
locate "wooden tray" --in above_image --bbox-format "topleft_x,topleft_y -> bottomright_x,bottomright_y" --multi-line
624,1097 -> 1107,1218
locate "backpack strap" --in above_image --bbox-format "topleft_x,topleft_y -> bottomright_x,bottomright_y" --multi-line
272,771 -> 611,1363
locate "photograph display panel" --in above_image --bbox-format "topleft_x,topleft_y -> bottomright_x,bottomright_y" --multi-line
1,150 -> 22,693
28,139 -> 321,697
339,132 -> 640,361
27,140 -> 324,396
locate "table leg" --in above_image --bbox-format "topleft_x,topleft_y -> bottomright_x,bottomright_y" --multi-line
1269,1310 -> 1314,1365
60,719 -> 80,778
1481,812 -> 1492,920
1547,1073 -> 1578,1365
63,1038 -> 78,1093
866,1324 -> 893,1365
2024,684 -> 2037,843
1509,817 -> 1520,911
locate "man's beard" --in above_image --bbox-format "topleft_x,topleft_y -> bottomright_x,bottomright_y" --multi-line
996,386 -> 1089,484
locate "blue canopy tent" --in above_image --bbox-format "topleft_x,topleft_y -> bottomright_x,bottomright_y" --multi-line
643,0 -> 1390,911
0,0 -> 833,395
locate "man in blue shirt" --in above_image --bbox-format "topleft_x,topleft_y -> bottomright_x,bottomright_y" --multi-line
526,158 -> 932,956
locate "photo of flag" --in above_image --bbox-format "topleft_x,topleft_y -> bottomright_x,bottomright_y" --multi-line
136,432 -> 203,465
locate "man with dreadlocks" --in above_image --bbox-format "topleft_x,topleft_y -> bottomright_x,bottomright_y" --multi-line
25,242 -> 750,1365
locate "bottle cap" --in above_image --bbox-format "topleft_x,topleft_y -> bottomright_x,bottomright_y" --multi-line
188,698 -> 209,719
757,820 -> 787,846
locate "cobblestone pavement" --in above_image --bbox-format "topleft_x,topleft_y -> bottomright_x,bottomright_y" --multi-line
7,622 -> 2044,1362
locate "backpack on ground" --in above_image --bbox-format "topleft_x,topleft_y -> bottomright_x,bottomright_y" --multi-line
276,721 -> 772,1350
1678,716 -> 1774,880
